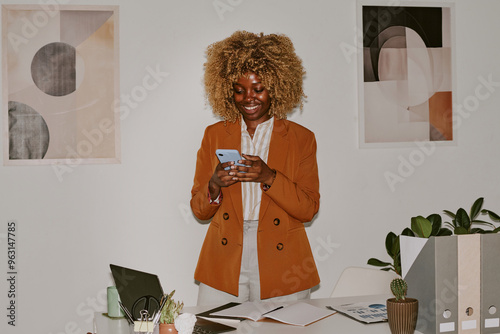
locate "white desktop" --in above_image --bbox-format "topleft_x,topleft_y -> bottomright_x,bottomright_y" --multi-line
94,294 -> 425,334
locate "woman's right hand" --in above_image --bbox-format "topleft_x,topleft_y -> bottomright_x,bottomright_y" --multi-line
208,162 -> 239,198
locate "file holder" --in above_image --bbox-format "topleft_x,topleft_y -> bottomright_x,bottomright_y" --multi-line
457,235 -> 481,333
481,233 -> 500,334
403,235 -> 459,334
402,234 -> 500,334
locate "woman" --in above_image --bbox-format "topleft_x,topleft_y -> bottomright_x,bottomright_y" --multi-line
191,31 -> 320,305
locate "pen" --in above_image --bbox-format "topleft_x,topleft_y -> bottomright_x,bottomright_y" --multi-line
118,301 -> 135,324
153,294 -> 169,324
262,306 -> 284,315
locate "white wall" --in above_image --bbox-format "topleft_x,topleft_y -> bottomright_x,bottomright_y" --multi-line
2,0 -> 500,333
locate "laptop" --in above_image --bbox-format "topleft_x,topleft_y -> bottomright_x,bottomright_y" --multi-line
110,264 -> 164,320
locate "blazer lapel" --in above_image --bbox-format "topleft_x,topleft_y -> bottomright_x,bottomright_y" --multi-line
222,122 -> 243,223
259,118 -> 288,220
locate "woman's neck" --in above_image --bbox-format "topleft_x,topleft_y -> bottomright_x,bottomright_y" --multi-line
243,116 -> 272,136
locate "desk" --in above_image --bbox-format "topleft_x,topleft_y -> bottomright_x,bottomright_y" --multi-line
94,295 -> 424,334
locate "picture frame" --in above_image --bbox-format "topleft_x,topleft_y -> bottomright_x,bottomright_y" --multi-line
2,4 -> 120,165
356,0 -> 456,148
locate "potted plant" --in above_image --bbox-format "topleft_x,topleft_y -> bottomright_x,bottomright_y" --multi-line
367,197 -> 500,273
159,290 -> 184,334
386,278 -> 418,334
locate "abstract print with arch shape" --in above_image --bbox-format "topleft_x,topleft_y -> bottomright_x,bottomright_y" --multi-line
362,5 -> 453,144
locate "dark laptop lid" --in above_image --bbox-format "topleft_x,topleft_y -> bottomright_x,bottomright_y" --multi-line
110,264 -> 164,320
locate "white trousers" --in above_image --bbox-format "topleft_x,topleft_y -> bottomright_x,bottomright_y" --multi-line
197,220 -> 310,306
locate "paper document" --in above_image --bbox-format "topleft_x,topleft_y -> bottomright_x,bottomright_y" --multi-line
329,301 -> 388,324
211,301 -> 336,326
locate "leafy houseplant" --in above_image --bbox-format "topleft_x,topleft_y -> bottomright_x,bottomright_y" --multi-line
368,198 -> 500,274
443,197 -> 500,234
159,290 -> 184,334
367,214 -> 451,275
386,278 -> 418,334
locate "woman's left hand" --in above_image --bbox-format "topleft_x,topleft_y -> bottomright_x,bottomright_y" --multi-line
231,154 -> 276,186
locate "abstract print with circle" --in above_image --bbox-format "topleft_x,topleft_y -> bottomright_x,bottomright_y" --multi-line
5,7 -> 118,162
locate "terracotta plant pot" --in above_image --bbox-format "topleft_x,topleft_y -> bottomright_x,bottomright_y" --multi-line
159,323 -> 178,334
386,298 -> 418,334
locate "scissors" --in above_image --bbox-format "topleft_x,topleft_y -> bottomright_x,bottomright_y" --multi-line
131,295 -> 160,320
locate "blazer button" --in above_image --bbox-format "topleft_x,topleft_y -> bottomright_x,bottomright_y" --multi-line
276,243 -> 284,251
223,213 -> 229,220
273,218 -> 280,226
221,238 -> 228,245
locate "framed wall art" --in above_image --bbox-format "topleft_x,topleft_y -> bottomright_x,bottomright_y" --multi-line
2,5 -> 120,165
357,1 -> 455,148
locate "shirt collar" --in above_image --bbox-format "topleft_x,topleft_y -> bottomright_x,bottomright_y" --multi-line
240,116 -> 274,132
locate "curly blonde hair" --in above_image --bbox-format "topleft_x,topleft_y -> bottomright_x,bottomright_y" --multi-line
204,31 -> 306,123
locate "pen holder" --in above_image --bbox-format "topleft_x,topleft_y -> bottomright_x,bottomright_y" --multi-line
107,286 -> 125,318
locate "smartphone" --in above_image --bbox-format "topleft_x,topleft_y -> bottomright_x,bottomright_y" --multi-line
216,149 -> 247,171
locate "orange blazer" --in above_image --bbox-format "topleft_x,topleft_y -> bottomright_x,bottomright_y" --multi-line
190,118 -> 320,299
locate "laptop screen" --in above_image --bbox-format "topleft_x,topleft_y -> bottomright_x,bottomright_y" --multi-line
110,264 -> 164,320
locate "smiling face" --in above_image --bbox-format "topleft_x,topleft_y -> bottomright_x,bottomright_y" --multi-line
233,72 -> 272,128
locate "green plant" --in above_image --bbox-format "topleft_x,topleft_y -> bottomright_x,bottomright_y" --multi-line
443,197 -> 500,234
386,278 -> 418,334
390,278 -> 408,301
159,290 -> 184,324
367,214 -> 451,275
410,214 -> 453,238
367,231 -> 402,275
368,197 -> 500,274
